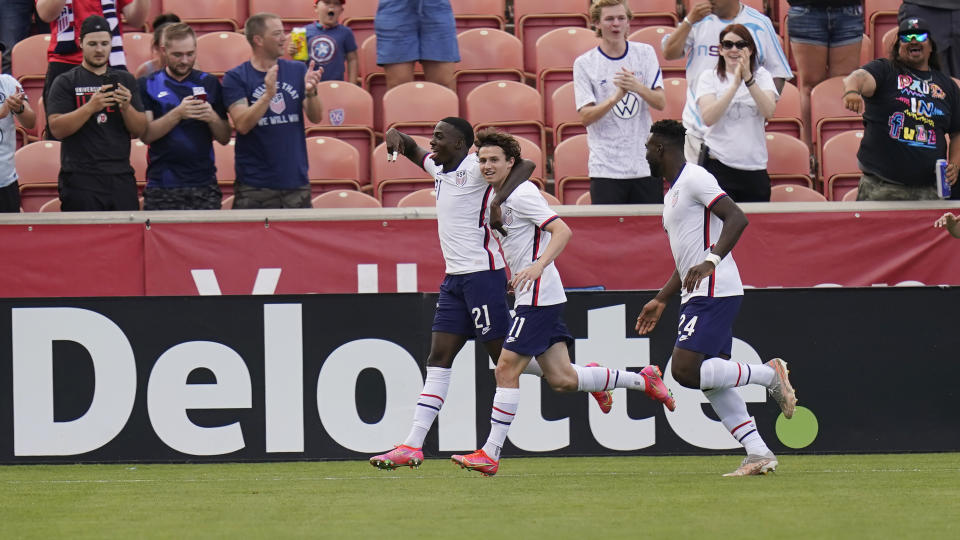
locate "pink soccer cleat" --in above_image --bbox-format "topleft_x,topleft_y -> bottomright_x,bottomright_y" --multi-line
640,365 -> 676,412
451,449 -> 499,477
766,358 -> 797,419
369,444 -> 424,470
585,362 -> 614,414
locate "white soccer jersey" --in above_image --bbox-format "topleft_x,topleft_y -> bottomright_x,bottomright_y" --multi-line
573,42 -> 663,178
0,75 -> 25,188
423,152 -> 506,275
492,181 -> 566,307
662,3 -> 792,140
662,163 -> 743,303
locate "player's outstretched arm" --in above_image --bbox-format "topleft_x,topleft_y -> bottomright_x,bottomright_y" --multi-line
385,127 -> 429,168
682,196 -> 748,292
637,269 -> 680,335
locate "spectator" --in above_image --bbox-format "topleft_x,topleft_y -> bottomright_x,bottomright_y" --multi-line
0,74 -> 37,212
901,1 -> 960,79
375,0 -> 459,90
223,13 -> 325,209
0,0 -> 35,75
574,0 -> 666,204
842,17 -> 960,201
36,0 -> 151,107
696,24 -> 778,202
662,0 -> 792,163
134,12 -> 182,79
287,0 -> 358,84
46,15 -> 147,211
786,1 -> 864,145
139,23 -> 231,210
934,213 -> 960,237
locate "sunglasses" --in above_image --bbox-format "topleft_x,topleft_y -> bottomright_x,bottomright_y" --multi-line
721,40 -> 750,50
899,33 -> 929,43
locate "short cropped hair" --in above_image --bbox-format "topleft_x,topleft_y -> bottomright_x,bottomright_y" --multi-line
650,119 -> 686,148
440,116 -> 475,148
475,128 -> 522,163
589,0 -> 632,38
161,23 -> 196,47
245,13 -> 281,46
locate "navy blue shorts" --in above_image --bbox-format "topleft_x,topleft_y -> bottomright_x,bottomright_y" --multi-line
674,296 -> 742,358
788,4 -> 864,48
432,269 -> 510,342
503,304 -> 574,357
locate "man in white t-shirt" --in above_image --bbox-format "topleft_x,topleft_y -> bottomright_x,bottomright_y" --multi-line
662,0 -> 792,162
0,74 -> 36,212
637,119 -> 798,477
574,0 -> 666,204
450,129 -> 676,477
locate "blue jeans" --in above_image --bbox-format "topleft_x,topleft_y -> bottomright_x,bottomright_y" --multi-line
0,0 -> 35,74
787,4 -> 864,48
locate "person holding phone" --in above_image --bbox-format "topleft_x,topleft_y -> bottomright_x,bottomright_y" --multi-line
138,22 -> 231,210
0,74 -> 37,212
47,15 -> 146,212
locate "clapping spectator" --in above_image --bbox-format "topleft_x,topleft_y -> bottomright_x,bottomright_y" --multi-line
0,75 -> 37,212
375,0 -> 459,90
696,25 -> 778,202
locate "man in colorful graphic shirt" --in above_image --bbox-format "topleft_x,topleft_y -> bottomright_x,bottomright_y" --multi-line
843,17 -> 960,200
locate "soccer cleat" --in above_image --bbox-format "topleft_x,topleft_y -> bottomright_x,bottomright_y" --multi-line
640,365 -> 676,412
451,449 -> 499,477
722,452 -> 778,477
369,444 -> 424,470
766,358 -> 797,419
585,362 -> 614,414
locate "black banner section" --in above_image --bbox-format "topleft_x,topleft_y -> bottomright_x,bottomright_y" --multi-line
0,288 -> 957,464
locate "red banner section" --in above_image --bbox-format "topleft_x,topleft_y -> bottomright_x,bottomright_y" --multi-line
1,207 -> 958,298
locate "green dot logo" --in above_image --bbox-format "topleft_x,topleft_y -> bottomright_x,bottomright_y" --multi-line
775,406 -> 818,449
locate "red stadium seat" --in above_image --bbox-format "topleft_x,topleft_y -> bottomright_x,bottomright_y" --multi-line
880,27 -> 897,60
382,82 -> 459,137
866,0 -> 900,51
465,81 -> 546,162
130,140 -> 148,185
820,130 -> 864,200
371,136 -> 434,206
810,76 -> 863,166
195,32 -> 250,79
650,77 -> 686,123
629,26 -> 685,78
312,189 -> 382,208
841,187 -> 859,201
396,188 -> 438,207
249,0 -> 315,31
575,191 -> 591,205
451,0 -> 506,32
514,0 -> 590,76
358,35 -> 425,134
342,0 -> 378,50
540,190 -> 561,206
122,32 -> 153,78
454,29 -> 525,113
535,27 -> 598,135
15,141 -> 61,212
765,132 -> 814,189
550,81 -> 585,145
767,82 -> 803,140
628,0 -> 678,28
770,184 -> 827,202
11,34 -> 50,138
552,134 -> 590,204
214,139 -> 236,197
306,136 -> 362,194
38,198 -> 61,212
304,81 -> 376,187
162,0 -> 243,33
515,136 -> 546,190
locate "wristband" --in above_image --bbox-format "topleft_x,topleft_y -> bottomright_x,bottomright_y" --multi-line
843,89 -> 861,97
704,253 -> 722,267
744,77 -> 755,87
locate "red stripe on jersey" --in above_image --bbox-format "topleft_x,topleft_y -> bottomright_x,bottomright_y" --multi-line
479,185 -> 493,228
532,228 -> 542,262
480,185 -> 496,269
531,277 -> 541,306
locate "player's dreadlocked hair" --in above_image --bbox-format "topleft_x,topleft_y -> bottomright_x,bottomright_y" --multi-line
650,119 -> 686,149
474,128 -> 522,163
440,116 -> 475,148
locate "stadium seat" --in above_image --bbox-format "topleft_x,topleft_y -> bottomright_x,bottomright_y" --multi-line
312,189 -> 382,208
130,140 -> 149,183
767,81 -> 803,140
454,29 -> 525,113
358,35 -> 425,134
11,34 -> 50,138
627,0 -> 678,28
214,139 -> 236,197
515,136 -> 546,190
249,0 -> 315,31
810,76 -> 863,166
162,0 -> 243,33
575,191 -> 591,205
38,198 -> 61,212
122,32 -> 152,77
550,81 -> 585,145
465,81 -> 546,162
879,27 -> 899,62
195,32 -> 250,79
866,0 -> 900,52
221,194 -> 234,209
382,82 -> 459,137
396,188 -> 438,207
535,27 -> 598,131
552,134 -> 590,204
343,0 -> 378,49
306,136 -> 362,194
650,77 -> 686,123
15,141 -> 61,212
820,130 -> 864,201
371,136 -> 434,207
770,184 -> 827,202
540,190 -> 561,205
514,0 -> 590,76
765,132 -> 814,189
860,33 -> 873,66
304,81 -> 376,187
450,0 -> 506,32
629,26 -> 686,78
841,187 -> 859,201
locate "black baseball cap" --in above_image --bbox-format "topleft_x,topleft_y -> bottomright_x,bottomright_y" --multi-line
80,15 -> 111,38
899,17 -> 930,36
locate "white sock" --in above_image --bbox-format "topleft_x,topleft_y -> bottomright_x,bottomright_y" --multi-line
704,387 -> 771,456
571,364 -> 645,392
482,387 -> 520,461
402,367 -> 451,448
700,357 -> 775,390
522,358 -> 543,377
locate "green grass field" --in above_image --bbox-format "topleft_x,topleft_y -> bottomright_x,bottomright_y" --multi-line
2,453 -> 958,539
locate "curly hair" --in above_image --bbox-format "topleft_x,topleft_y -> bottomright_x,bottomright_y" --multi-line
650,119 -> 686,148
474,128 -> 522,162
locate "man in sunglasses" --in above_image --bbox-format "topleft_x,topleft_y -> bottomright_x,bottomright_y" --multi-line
900,0 -> 960,79
842,17 -> 960,201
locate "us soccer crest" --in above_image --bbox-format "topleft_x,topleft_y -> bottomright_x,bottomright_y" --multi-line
270,93 -> 286,114
455,170 -> 467,187
502,207 -> 515,226
328,108 -> 345,126
670,189 -> 680,207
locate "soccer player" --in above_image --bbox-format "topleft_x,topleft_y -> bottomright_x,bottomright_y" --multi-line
636,119 -> 798,477
369,118 -> 611,470
450,129 -> 677,477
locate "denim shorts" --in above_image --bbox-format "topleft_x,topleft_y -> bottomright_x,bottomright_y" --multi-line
787,4 -> 865,48
374,0 -> 460,64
